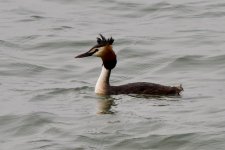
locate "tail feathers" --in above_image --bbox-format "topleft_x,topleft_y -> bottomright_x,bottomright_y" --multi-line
177,84 -> 183,91
173,84 -> 183,95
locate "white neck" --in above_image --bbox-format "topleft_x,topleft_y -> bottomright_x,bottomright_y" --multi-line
95,66 -> 111,94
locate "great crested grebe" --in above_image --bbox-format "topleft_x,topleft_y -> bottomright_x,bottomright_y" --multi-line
75,34 -> 183,95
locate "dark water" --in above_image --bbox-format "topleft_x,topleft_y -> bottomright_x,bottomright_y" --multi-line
1,0 -> 225,149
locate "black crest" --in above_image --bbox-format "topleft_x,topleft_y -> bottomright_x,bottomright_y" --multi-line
96,34 -> 114,47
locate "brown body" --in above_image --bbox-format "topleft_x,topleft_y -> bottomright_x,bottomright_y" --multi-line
110,82 -> 183,95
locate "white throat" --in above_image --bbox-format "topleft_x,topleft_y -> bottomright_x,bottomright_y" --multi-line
95,66 -> 111,94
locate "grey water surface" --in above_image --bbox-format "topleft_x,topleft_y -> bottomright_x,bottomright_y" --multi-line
1,0 -> 225,149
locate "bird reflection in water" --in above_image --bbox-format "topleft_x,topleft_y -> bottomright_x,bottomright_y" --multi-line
97,96 -> 117,114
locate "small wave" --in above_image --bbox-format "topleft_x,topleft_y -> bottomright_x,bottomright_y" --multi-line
0,112 -> 56,137
29,40 -> 92,50
19,15 -> 46,22
0,40 -> 21,48
11,62 -> 49,73
156,54 -> 225,74
45,86 -> 91,95
51,26 -> 73,31
29,86 -> 92,101
110,132 -> 198,149
13,35 -> 40,43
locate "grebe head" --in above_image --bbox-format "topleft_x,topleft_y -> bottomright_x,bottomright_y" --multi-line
75,34 -> 117,70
